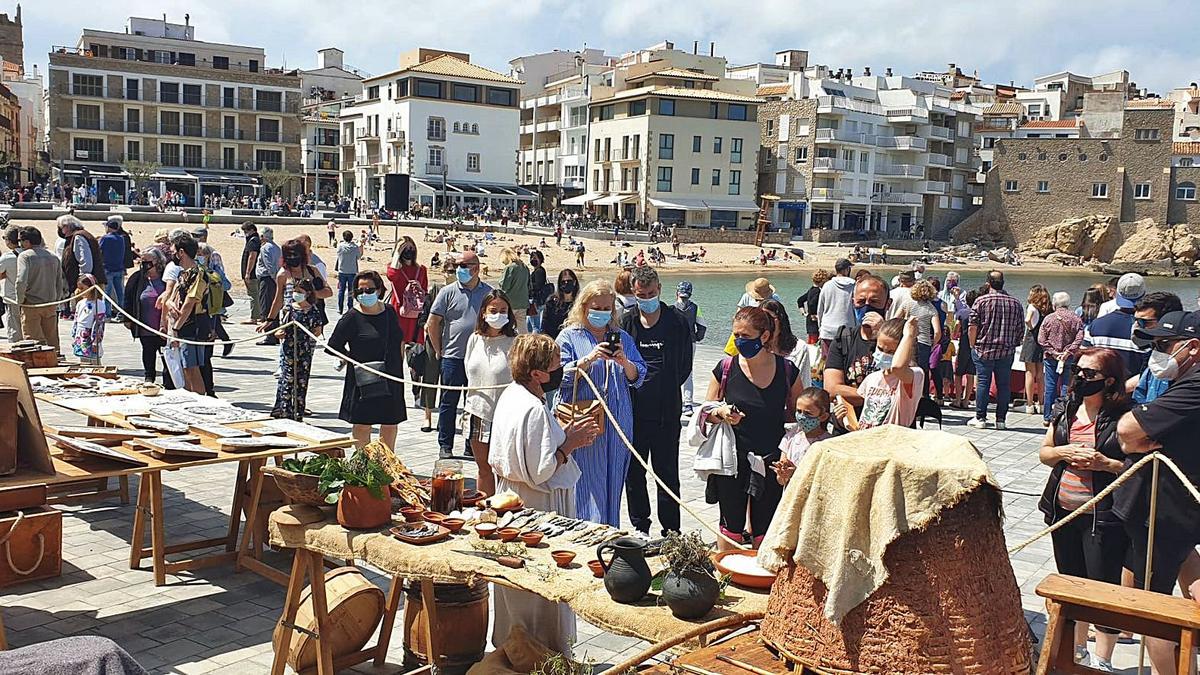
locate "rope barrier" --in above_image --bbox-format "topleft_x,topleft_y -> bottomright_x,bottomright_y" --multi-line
14,288 -> 90,309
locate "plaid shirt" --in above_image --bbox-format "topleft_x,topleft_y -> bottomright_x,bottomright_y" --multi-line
969,290 -> 1024,360
1037,308 -> 1084,360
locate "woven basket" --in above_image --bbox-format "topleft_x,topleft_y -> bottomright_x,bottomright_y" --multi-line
760,488 -> 1031,674
263,466 -> 327,507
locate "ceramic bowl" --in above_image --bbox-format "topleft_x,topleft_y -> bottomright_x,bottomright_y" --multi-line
422,511 -> 447,524
474,523 -> 498,539
587,560 -> 605,578
551,550 -> 577,568
519,531 -> 544,547
441,518 -> 465,533
497,527 -> 520,543
400,506 -> 424,523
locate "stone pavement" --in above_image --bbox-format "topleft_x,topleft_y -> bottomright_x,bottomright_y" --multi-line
0,300 -> 1169,673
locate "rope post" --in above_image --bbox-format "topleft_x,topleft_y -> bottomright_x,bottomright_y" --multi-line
1136,456 -> 1162,675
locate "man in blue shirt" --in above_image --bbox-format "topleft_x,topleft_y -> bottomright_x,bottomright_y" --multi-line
1128,292 -> 1183,403
1083,273 -> 1150,377
97,217 -> 129,309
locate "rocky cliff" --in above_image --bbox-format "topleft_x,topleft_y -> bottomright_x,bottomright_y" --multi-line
1016,216 -> 1199,276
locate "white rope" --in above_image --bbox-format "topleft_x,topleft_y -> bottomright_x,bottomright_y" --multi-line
15,288 -> 90,308
87,285 -> 299,347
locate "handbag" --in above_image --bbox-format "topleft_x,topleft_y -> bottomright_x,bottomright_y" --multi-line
354,360 -> 392,400
553,361 -> 609,435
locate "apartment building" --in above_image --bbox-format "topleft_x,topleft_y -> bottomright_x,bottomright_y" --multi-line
1163,83 -> 1200,140
0,79 -> 17,184
755,65 -> 980,239
725,49 -> 808,86
47,15 -> 302,203
4,62 -> 41,183
563,42 -> 763,228
338,48 -> 533,210
299,48 -> 364,198
509,48 -> 614,207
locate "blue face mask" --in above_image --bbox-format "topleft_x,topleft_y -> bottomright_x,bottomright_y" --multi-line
855,304 -> 883,324
358,291 -> 379,308
734,336 -> 764,359
195,256 -> 207,267
456,266 -> 473,284
874,348 -> 893,370
587,309 -> 610,328
636,295 -> 661,314
796,412 -> 823,433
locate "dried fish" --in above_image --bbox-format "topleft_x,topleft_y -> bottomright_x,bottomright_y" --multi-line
217,436 -> 309,451
126,417 -> 189,434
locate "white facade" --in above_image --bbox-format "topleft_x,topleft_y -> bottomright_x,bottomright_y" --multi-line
3,65 -> 43,181
300,49 -> 364,197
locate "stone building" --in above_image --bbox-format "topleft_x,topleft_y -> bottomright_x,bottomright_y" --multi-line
0,5 -> 21,75
47,15 -> 302,203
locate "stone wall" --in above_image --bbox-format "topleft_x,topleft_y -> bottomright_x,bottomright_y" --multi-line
672,227 -> 791,245
757,99 -> 816,200
1119,109 -> 1173,224
1168,166 -> 1200,224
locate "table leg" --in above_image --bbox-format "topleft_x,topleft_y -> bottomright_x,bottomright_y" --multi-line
147,471 -> 167,586
1178,627 -> 1196,675
129,474 -> 150,569
0,607 -> 7,650
118,475 -> 129,505
225,460 -> 250,552
271,549 -> 310,675
373,574 -> 404,667
236,459 -> 267,572
420,578 -> 441,672
1035,600 -> 1064,675
308,550 -> 335,675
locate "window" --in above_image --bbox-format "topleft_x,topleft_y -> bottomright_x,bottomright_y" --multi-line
453,122 -> 461,133
1091,182 -> 1108,198
160,111 -> 180,135
951,197 -> 964,210
593,169 -> 600,191
256,91 -> 282,112
486,88 -> 514,106
690,168 -> 700,185
160,142 -> 180,166
74,104 -> 100,130
258,118 -> 280,142
183,112 -> 203,137
428,146 -> 443,167
594,138 -> 601,161
1134,128 -> 1160,141
125,78 -> 139,101
658,99 -> 675,116
731,138 -> 743,163
395,79 -> 408,98
222,147 -> 236,170
427,117 -> 445,141
416,80 -> 442,98
1038,152 -> 1047,161
1058,153 -> 1068,161
222,87 -> 236,108
603,137 -> 611,160
728,104 -> 748,121
212,55 -> 229,70
176,52 -> 195,67
1079,153 -> 1087,161
1004,180 -> 1018,192
766,119 -> 774,135
160,82 -> 179,104
629,100 -> 646,116
1177,181 -> 1197,200
1027,103 -> 1042,117
1099,154 -> 1107,161
467,153 -> 480,172
713,137 -> 723,154
659,133 -> 674,160
153,50 -> 171,64
1037,180 -> 1049,193
621,136 -> 629,159
729,170 -> 741,195
709,103 -> 719,119
1181,158 -> 1195,167
73,138 -> 103,161
692,135 -> 701,152
1134,182 -> 1152,199
795,147 -> 808,163
255,149 -> 282,170
451,83 -> 478,103
248,59 -> 259,73
125,140 -> 140,162
599,105 -> 614,121
656,166 -> 672,192
182,144 -> 202,168
711,169 -> 721,186
981,160 -> 992,172
125,108 -> 140,133
631,135 -> 640,158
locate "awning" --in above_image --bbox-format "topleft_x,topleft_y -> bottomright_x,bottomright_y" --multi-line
60,163 -> 128,177
594,194 -> 637,206
193,172 -> 260,186
561,192 -> 603,206
150,169 -> 197,181
649,197 -> 709,210
702,198 -> 760,211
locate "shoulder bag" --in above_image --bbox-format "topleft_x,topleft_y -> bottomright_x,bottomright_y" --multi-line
554,360 -> 609,435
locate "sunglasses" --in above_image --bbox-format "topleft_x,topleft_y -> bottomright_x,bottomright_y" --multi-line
457,262 -> 478,269
1074,367 -> 1102,380
353,287 -> 379,296
1135,318 -> 1157,329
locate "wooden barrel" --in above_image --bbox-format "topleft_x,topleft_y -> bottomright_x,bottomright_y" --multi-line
402,579 -> 489,674
272,566 -> 385,671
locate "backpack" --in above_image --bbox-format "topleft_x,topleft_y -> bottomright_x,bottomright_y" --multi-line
201,268 -> 228,317
398,273 -> 428,319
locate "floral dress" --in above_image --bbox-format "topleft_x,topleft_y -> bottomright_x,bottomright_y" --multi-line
71,297 -> 108,364
272,301 -> 326,420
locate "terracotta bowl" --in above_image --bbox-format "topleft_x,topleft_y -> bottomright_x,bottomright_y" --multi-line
497,527 -> 520,543
587,560 -> 605,578
400,506 -> 424,523
519,531 -> 544,547
474,523 -> 498,539
551,550 -> 577,568
422,511 -> 447,524
441,518 -> 465,533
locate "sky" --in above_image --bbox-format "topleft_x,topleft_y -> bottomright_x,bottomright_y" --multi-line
16,0 -> 1198,95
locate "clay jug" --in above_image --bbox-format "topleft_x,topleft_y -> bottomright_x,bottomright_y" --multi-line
597,537 -> 652,604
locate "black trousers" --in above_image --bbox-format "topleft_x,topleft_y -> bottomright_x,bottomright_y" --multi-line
1050,507 -> 1128,634
138,335 -> 174,389
256,276 -> 276,323
626,416 -> 682,535
1124,517 -> 1199,595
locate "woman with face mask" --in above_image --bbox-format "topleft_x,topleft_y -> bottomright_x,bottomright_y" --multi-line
1037,347 -> 1130,671
554,279 -> 647,525
540,269 -> 579,339
271,279 -> 327,420
326,271 -> 407,450
260,239 -> 332,339
121,248 -> 174,389
387,236 -> 428,342
705,306 -> 805,550
463,290 -> 518,494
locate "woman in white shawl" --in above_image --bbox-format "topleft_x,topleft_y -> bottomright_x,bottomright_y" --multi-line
488,333 -> 599,655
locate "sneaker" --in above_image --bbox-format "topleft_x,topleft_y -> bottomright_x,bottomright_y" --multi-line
1024,404 -> 1036,414
438,447 -> 453,459
1092,657 -> 1115,673
966,418 -> 989,429
996,421 -> 1007,431
1074,646 -> 1090,665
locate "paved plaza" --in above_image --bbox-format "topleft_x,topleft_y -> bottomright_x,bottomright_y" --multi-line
0,300 -> 1166,673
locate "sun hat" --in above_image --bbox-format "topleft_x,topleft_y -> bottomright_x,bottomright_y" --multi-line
745,277 -> 776,302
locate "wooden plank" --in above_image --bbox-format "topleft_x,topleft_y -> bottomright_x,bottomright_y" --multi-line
374,575 -> 404,666
1036,574 -> 1200,630
308,550 -> 335,675
272,550 -> 310,675
129,477 -> 149,569
238,555 -> 290,587
147,472 -> 166,586
1178,628 -> 1196,675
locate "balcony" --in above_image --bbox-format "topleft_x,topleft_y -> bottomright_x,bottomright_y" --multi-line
886,107 -> 929,122
918,180 -> 948,194
386,130 -> 405,143
815,128 -> 876,145
809,187 -> 845,201
426,163 -> 447,175
973,171 -> 988,183
926,153 -> 951,168
426,130 -> 446,142
875,164 -> 923,178
816,95 -> 884,116
872,192 -> 921,205
927,126 -> 953,140
876,135 -> 927,151
812,157 -> 852,172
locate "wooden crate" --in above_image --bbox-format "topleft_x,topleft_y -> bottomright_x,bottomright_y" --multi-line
0,507 -> 62,587
0,386 -> 15,475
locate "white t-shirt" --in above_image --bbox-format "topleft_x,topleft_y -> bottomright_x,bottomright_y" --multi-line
887,287 -> 912,319
1097,298 -> 1118,318
463,333 -> 516,421
857,367 -> 923,430
0,249 -> 17,302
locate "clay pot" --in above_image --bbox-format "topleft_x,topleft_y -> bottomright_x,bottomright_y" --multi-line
441,518 -> 465,533
497,528 -> 519,543
597,537 -> 652,603
519,531 -> 544,547
337,487 -> 392,530
474,523 -> 497,539
661,569 -> 720,620
551,550 -> 577,568
400,506 -> 424,523
422,511 -> 446,524
587,560 -> 605,578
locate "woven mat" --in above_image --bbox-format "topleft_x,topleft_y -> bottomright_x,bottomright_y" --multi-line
756,426 -> 997,624
268,508 -> 768,644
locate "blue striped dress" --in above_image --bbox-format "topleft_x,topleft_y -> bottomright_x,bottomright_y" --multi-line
555,325 -> 646,526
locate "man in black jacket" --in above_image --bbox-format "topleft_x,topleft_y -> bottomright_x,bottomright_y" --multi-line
621,265 -> 693,537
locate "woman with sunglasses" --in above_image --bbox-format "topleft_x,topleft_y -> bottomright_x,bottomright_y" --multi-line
1037,347 -> 1130,671
327,271 -> 407,449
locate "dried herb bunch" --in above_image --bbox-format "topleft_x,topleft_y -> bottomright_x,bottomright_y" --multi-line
660,530 -> 715,576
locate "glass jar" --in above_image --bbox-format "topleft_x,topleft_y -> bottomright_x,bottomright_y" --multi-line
430,459 -> 465,514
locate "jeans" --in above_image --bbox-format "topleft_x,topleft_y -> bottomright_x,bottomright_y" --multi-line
1043,356 -> 1073,421
972,350 -> 1015,423
337,273 -> 356,313
437,357 -> 467,453
104,271 -> 125,309
526,311 -> 541,333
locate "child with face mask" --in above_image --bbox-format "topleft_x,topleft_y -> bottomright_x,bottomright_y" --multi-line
773,388 -> 833,485
836,317 -> 922,430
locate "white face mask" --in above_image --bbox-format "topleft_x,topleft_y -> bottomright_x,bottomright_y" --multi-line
484,313 -> 510,330
292,292 -> 308,304
1148,342 -> 1189,380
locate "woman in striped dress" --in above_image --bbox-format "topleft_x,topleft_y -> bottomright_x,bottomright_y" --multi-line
554,279 -> 646,526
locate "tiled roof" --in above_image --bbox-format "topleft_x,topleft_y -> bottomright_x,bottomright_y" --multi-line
369,54 -> 522,85
949,91 -> 966,100
594,86 -> 762,105
1020,119 -> 1079,129
984,101 -> 1023,116
1173,142 -> 1200,155
1126,98 -> 1175,109
756,84 -> 792,97
629,67 -> 720,82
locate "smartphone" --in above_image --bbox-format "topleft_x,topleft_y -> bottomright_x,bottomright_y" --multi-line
603,329 -> 621,355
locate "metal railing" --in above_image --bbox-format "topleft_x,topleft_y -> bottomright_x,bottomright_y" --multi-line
54,83 -> 300,113
877,135 -> 928,150
813,157 -> 852,171
876,164 -> 923,178
816,95 -> 885,116
809,187 -> 845,200
426,163 -> 447,175
926,153 -> 951,166
51,45 -> 295,76
873,192 -> 921,204
886,107 -> 929,119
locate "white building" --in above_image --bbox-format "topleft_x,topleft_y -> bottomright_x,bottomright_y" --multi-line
725,49 -> 807,86
2,61 -> 42,182
339,48 -> 533,210
1164,83 -> 1200,140
299,48 -> 364,198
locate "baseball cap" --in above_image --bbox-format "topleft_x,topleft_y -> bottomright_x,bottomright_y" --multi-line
1133,310 -> 1200,346
191,226 -> 208,238
677,281 -> 693,297
1115,273 -> 1146,309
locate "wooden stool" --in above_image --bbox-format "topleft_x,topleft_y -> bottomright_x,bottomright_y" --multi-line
1036,573 -> 1200,674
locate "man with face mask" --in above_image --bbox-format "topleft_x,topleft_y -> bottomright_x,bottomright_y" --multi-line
427,251 -> 492,458
1116,310 -> 1200,669
824,274 -> 890,418
620,265 -> 693,537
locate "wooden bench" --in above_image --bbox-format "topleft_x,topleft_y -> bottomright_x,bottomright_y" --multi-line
1036,573 -> 1200,674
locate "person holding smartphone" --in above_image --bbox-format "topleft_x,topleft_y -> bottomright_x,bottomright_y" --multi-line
555,279 -> 646,526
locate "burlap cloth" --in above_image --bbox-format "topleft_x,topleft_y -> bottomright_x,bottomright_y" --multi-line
268,507 -> 768,644
756,426 -> 998,623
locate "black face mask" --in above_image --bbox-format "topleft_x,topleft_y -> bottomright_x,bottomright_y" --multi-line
400,250 -> 416,262
1074,377 -> 1106,397
284,256 -> 303,267
558,281 -> 577,294
541,367 -> 564,393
